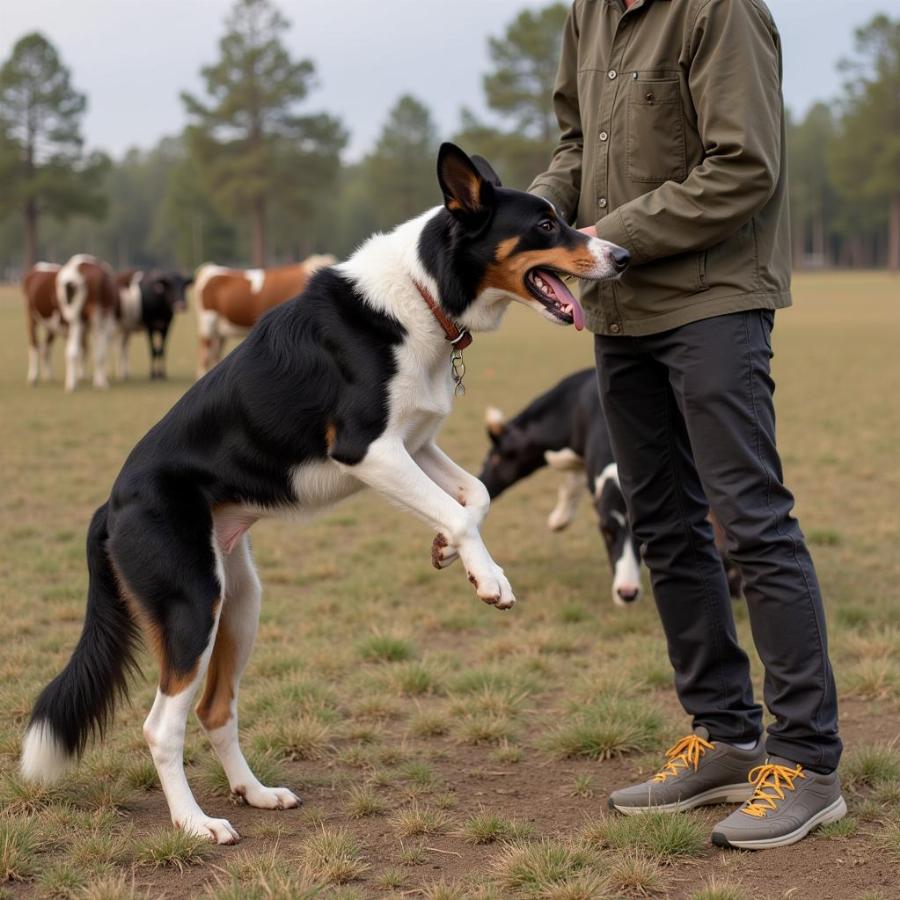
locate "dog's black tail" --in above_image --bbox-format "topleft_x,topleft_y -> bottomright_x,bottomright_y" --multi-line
21,502 -> 140,783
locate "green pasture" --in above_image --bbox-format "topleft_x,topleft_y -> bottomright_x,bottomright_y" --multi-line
0,272 -> 898,898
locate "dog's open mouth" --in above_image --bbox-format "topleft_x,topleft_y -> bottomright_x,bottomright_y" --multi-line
526,268 -> 586,331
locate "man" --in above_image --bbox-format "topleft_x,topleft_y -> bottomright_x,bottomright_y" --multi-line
529,0 -> 845,849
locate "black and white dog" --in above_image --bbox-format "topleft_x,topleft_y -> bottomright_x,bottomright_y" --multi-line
478,369 -> 643,606
116,270 -> 193,380
479,369 -> 743,606
21,145 -> 628,844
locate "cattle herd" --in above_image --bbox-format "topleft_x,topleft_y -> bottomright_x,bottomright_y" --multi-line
20,249 -> 731,610
22,253 -> 335,388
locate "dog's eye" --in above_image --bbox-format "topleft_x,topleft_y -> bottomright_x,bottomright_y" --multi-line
537,219 -> 557,232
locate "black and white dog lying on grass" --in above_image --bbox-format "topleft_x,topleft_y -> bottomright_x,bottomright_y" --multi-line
21,145 -> 628,844
478,369 -> 743,606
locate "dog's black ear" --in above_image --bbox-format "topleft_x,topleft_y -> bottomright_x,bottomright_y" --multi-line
471,155 -> 502,188
437,143 -> 495,230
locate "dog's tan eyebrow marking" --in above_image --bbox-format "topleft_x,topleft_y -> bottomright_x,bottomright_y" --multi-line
495,237 -> 520,261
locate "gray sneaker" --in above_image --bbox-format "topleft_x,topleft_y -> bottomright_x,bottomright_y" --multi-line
608,727 -> 764,815
711,757 -> 847,850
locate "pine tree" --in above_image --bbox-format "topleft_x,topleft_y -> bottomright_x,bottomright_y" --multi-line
0,32 -> 108,268
364,95 -> 440,232
181,0 -> 346,265
828,15 -> 900,271
483,4 -> 569,144
453,3 -> 567,189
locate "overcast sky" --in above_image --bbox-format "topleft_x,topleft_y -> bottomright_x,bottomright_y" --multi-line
2,0 -> 897,160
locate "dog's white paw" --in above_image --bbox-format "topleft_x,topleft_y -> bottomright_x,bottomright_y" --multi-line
234,785 -> 301,810
467,563 -> 516,610
178,814 -> 240,845
431,533 -> 459,569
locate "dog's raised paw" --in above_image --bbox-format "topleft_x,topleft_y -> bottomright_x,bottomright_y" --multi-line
468,566 -> 516,610
431,533 -> 458,569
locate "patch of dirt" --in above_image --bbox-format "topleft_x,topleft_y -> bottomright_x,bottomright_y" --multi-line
8,703 -> 893,899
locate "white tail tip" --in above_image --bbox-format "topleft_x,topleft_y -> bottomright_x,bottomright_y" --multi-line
21,721 -> 70,784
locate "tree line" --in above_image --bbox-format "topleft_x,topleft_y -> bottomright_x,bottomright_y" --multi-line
0,1 -> 897,276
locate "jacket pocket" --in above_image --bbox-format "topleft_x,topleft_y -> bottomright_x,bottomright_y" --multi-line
626,77 -> 687,183
616,250 -> 707,314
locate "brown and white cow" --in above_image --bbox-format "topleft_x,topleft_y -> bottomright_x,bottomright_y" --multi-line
55,254 -> 117,392
194,255 -> 335,376
23,263 -> 67,385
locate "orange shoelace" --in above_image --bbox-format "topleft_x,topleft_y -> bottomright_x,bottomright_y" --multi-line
650,734 -> 715,783
741,762 -> 806,817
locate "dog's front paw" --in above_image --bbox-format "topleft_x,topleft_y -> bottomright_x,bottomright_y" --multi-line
467,563 -> 516,610
177,814 -> 240,845
431,533 -> 459,569
234,784 -> 301,810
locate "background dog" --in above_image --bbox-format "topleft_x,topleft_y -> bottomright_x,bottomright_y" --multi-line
479,369 -> 743,606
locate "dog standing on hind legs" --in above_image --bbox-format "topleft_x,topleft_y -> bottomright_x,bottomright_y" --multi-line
20,144 -> 628,844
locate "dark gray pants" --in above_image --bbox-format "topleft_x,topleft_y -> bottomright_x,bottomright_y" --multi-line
595,310 -> 841,773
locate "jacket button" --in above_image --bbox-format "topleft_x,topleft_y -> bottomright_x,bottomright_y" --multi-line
610,323 -> 621,334
607,69 -> 617,80
599,131 -> 609,141
599,198 -> 608,208
645,92 -> 655,102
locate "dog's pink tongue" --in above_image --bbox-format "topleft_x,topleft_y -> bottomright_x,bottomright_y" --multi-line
538,269 -> 585,331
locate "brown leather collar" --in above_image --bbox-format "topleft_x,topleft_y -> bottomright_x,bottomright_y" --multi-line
413,281 -> 472,350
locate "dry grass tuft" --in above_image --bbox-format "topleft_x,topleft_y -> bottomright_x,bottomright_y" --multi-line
78,871 -> 143,900
251,714 -> 332,761
543,695 -> 663,760
134,828 -> 212,871
390,802 -> 450,837
346,783 -> 386,818
841,742 -> 900,789
582,813 -> 706,861
606,850 -> 665,896
300,826 -> 368,884
459,808 -> 534,844
689,877 -> 749,900
0,816 -> 42,882
357,633 -> 416,663
491,838 -> 598,895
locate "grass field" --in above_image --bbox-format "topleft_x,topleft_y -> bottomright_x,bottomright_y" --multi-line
1,272 -> 899,899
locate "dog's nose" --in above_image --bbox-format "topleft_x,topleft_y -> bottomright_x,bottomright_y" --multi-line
611,246 -> 630,272
616,585 -> 640,602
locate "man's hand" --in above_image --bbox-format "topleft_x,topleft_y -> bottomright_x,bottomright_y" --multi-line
579,225 -> 597,238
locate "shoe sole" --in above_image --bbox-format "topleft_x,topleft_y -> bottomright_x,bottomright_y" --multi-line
710,795 -> 848,850
610,783 -> 756,815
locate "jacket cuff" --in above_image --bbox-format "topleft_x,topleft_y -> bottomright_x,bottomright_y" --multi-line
594,209 -> 645,264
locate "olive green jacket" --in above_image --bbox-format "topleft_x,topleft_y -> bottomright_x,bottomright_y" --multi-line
529,0 -> 792,336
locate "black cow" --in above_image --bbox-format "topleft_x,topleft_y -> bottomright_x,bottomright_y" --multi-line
115,270 -> 193,380
478,369 -> 743,606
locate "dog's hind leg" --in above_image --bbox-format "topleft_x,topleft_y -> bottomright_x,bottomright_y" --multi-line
197,534 -> 300,811
111,500 -> 240,844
